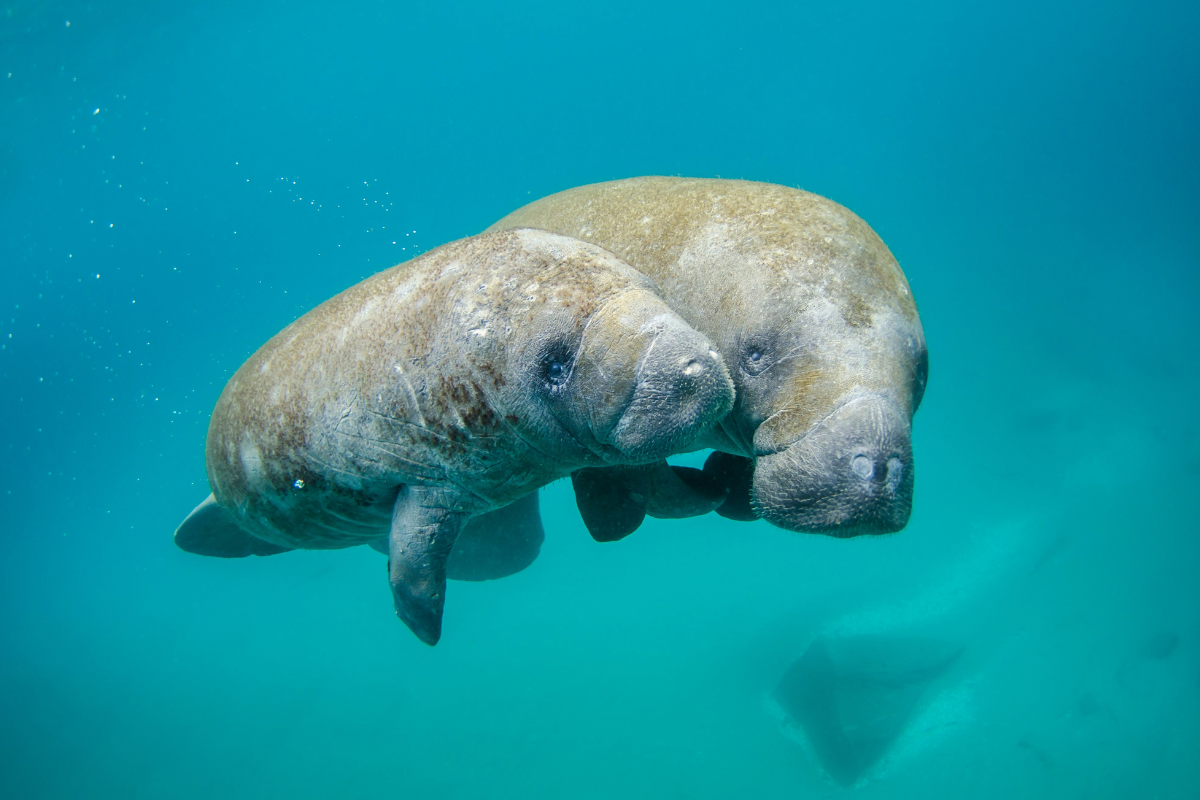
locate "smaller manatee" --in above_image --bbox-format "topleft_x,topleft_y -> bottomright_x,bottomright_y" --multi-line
174,229 -> 735,645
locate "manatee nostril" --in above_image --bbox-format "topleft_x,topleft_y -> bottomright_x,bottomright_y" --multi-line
682,359 -> 704,377
851,454 -> 874,479
886,457 -> 904,482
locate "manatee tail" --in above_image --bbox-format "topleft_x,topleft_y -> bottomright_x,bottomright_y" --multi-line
174,494 -> 293,557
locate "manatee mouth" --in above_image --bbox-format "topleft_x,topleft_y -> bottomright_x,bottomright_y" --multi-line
605,321 -> 734,463
750,395 -> 914,536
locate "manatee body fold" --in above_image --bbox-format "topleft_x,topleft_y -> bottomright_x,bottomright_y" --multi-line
175,228 -> 735,644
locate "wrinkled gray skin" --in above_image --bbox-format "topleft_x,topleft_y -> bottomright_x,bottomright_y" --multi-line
489,178 -> 927,537
174,229 -> 734,644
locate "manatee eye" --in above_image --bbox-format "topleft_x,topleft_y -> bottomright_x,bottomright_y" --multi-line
742,341 -> 771,376
538,338 -> 577,393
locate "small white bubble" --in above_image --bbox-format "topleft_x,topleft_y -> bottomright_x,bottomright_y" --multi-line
93,108 -> 99,115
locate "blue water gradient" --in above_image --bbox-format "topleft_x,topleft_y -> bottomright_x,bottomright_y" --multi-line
2,1 -> 1198,797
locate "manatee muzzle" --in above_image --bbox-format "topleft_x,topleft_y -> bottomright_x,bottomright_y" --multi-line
751,394 -> 913,536
604,316 -> 734,462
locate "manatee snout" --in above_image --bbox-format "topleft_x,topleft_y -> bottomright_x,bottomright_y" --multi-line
603,313 -> 734,462
752,394 -> 913,536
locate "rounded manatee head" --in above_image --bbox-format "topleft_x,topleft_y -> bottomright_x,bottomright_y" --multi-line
730,231 -> 927,535
723,214 -> 926,536
464,229 -> 735,467
752,391 -> 920,536
490,178 -> 927,536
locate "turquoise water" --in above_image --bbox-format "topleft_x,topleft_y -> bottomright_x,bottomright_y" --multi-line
2,1 -> 1198,797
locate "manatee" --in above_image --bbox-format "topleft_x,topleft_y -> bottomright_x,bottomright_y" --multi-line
773,635 -> 963,786
173,228 -> 735,644
489,177 -> 927,538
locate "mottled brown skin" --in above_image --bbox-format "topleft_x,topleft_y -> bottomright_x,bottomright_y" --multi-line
207,228 -> 732,549
197,228 -> 735,644
490,178 -> 927,536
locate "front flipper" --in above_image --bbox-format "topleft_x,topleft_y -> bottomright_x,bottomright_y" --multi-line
703,451 -> 757,521
174,494 -> 293,557
572,455 -> 759,540
571,461 -> 730,542
388,485 -> 467,646
571,465 -> 651,542
644,462 -> 728,519
446,491 -> 544,582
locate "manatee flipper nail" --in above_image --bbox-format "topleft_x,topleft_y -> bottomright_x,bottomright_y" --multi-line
387,485 -> 465,646
644,462 -> 728,519
446,491 -> 544,582
703,452 -> 758,521
571,466 -> 650,542
174,494 -> 293,557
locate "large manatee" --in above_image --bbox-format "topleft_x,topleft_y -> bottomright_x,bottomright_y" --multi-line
173,228 -> 734,644
489,177 -> 927,538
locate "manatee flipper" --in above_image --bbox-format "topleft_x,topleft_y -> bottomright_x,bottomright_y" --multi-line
573,453 -> 751,528
446,491 -> 544,581
571,465 -> 650,542
174,494 -> 293,557
572,461 -> 732,541
388,485 -> 467,646
644,462 -> 729,519
369,492 -> 545,580
704,451 -> 758,521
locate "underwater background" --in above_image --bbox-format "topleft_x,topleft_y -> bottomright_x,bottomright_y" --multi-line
2,1 -> 1198,797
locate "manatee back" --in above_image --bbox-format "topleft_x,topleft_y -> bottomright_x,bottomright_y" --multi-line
490,177 -> 919,341
204,242 -> 457,548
